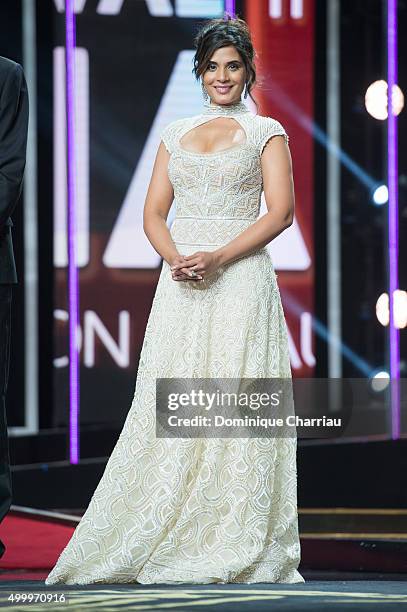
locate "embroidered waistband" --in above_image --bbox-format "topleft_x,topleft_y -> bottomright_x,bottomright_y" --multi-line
173,216 -> 256,221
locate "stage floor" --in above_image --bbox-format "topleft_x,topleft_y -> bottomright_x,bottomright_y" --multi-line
0,575 -> 407,611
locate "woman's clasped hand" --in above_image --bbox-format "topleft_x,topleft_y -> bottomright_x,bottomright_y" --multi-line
170,251 -> 221,282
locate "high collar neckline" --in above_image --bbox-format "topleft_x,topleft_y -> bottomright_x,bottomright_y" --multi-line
202,99 -> 250,116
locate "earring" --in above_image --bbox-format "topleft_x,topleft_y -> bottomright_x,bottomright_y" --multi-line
243,83 -> 248,99
201,80 -> 209,102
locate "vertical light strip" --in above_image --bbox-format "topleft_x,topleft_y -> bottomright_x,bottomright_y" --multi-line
65,0 -> 80,463
269,0 -> 282,18
11,1 -> 39,437
327,0 -> 342,378
224,0 -> 235,17
290,0 -> 303,19
387,0 -> 400,439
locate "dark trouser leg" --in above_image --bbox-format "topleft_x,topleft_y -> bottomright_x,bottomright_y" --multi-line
0,285 -> 12,559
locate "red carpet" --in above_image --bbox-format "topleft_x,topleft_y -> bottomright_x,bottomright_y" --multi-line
0,515 -> 75,581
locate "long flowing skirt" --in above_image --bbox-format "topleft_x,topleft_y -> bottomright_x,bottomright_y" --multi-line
45,218 -> 305,585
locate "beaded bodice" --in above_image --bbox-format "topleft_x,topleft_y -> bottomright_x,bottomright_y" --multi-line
160,100 -> 289,248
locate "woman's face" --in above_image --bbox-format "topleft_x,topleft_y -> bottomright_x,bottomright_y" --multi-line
202,45 -> 246,105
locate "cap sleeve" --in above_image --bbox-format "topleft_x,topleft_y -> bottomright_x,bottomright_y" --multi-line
160,118 -> 186,154
258,117 -> 289,155
160,122 -> 175,154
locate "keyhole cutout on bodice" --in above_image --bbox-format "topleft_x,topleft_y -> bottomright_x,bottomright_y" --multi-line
179,117 -> 247,154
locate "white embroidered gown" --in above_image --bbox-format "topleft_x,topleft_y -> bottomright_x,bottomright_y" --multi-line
45,99 -> 305,585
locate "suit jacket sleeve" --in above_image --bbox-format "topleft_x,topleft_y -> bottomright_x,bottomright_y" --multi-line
0,63 -> 29,228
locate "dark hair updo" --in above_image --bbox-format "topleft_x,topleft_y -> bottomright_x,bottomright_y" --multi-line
192,13 -> 258,108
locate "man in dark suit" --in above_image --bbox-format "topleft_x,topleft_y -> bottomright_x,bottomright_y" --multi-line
0,56 -> 29,559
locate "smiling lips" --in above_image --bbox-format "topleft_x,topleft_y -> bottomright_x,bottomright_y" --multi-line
214,86 -> 233,94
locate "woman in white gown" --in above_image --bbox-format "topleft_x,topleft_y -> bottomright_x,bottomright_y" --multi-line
45,15 -> 305,585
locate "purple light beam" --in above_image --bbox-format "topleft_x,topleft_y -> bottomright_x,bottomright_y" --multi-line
224,0 -> 235,18
387,0 -> 400,439
65,0 -> 80,463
